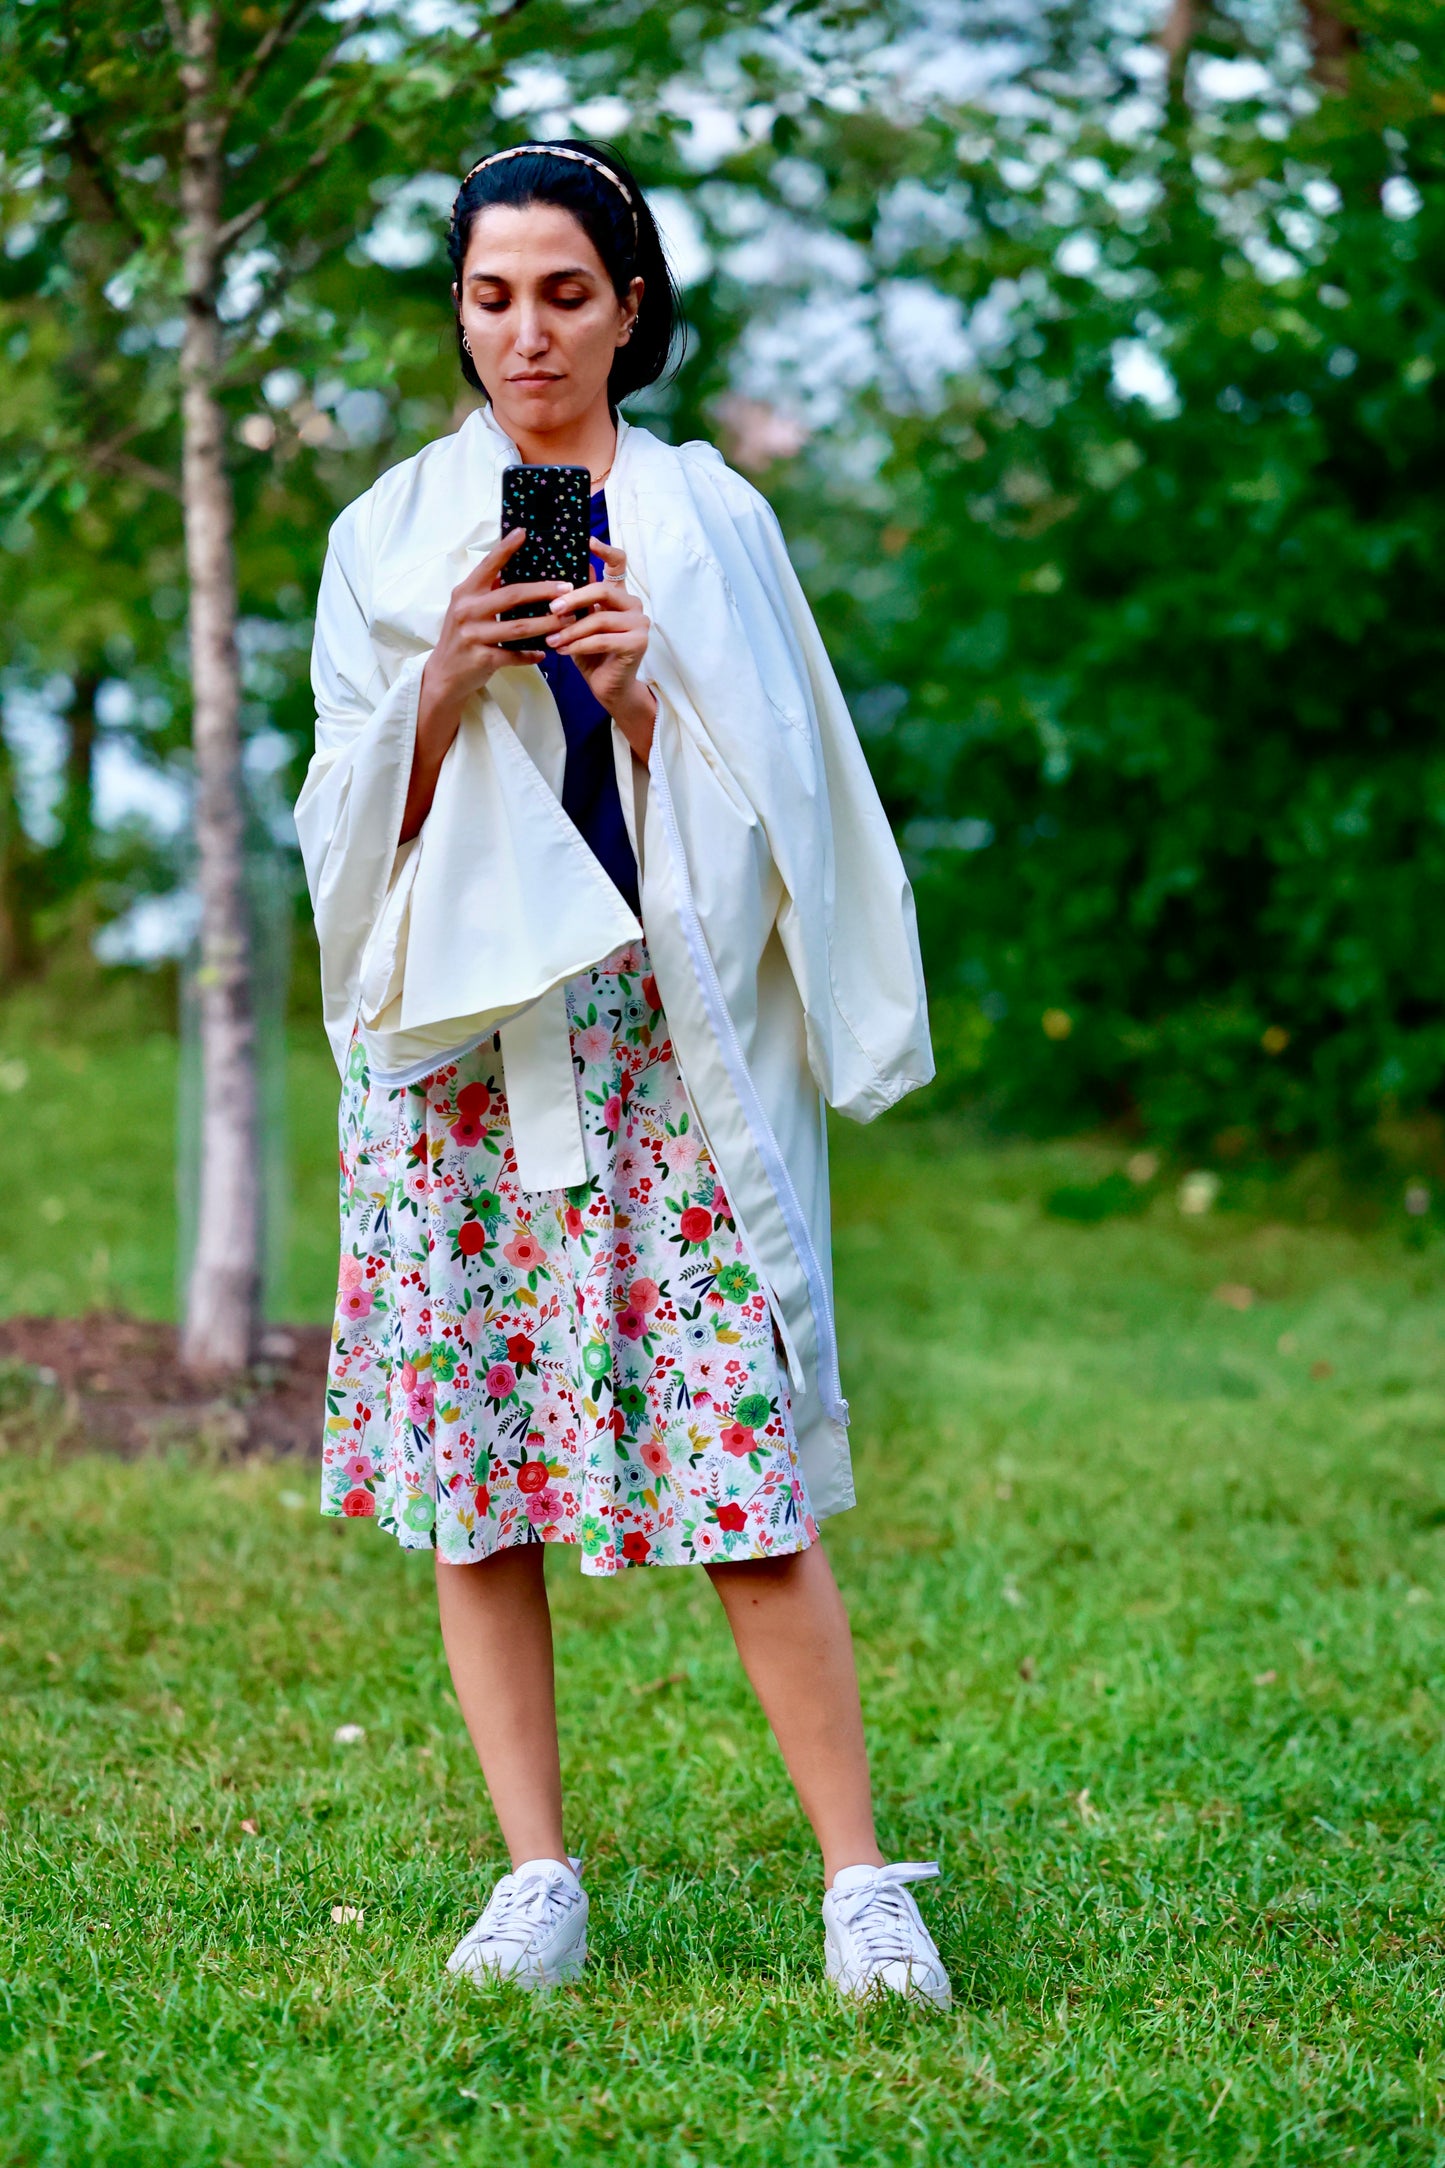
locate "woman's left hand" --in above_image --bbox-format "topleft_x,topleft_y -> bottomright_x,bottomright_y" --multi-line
546,539 -> 656,761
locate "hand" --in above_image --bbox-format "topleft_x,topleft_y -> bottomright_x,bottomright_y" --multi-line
546,539 -> 657,760
402,528 -> 569,840
423,526 -> 571,711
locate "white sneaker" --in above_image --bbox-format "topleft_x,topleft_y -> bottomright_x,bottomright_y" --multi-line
446,1855 -> 588,1989
823,1860 -> 952,2008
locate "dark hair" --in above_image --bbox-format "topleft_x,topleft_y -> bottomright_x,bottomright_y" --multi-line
447,138 -> 683,405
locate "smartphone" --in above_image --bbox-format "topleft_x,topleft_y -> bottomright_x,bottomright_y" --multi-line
497,464 -> 592,651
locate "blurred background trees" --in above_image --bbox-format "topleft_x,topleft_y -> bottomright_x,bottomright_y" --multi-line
1,0 -> 1441,1188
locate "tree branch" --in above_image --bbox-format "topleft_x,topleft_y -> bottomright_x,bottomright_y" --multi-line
66,111 -> 150,253
216,0 -> 538,251
95,446 -> 183,500
215,108 -> 373,252
222,0 -> 326,123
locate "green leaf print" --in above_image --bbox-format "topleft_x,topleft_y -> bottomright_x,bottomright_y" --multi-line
734,1391 -> 772,1430
714,1261 -> 759,1305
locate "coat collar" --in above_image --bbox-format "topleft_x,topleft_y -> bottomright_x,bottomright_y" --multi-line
462,401 -> 637,488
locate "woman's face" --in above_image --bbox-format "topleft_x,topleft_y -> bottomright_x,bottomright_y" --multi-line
454,201 -> 641,436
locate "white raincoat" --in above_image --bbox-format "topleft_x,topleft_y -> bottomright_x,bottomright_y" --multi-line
296,407 -> 931,1519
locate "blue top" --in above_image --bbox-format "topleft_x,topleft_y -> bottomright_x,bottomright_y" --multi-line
536,490 -> 641,918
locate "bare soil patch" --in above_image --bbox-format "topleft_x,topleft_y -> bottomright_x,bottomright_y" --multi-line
0,1313 -> 329,1457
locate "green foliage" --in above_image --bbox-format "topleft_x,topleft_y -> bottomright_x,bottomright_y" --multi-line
6,1118 -> 1445,2160
4,1 -> 1444,1154
769,2 -> 1445,1151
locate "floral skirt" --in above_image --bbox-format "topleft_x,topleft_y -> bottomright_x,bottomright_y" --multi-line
321,939 -> 816,1574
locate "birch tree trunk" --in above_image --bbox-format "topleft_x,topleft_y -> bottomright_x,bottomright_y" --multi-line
175,5 -> 261,1373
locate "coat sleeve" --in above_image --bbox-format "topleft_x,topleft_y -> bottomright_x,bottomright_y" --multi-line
294,495 -> 428,1072
641,470 -> 933,1121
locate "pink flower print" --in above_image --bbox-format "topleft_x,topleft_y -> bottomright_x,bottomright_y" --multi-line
539,1398 -> 568,1440
616,1142 -> 644,1186
666,1128 -> 701,1174
338,1287 -> 373,1321
406,1377 -> 435,1426
602,1094 -> 622,1133
485,1362 -> 517,1400
400,1359 -> 417,1393
449,1112 -> 485,1149
686,1351 -> 722,1399
524,1483 -> 564,1525
344,1452 -> 375,1483
404,1166 -> 429,1204
617,1308 -> 646,1341
693,1525 -> 718,1556
573,1021 -> 612,1066
338,1254 -> 364,1292
504,1229 -> 547,1273
720,1421 -> 755,1458
564,1205 -> 584,1238
629,1277 -> 661,1317
640,1437 -> 671,1477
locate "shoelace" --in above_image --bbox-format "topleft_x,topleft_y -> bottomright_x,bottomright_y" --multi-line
476,1867 -> 579,1949
832,1861 -> 940,1967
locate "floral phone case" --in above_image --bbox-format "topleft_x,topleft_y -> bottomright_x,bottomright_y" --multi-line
497,464 -> 592,650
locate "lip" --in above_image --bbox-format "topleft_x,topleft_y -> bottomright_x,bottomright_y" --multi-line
508,371 -> 563,385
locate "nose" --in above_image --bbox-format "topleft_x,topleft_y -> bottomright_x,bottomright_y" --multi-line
513,303 -> 549,359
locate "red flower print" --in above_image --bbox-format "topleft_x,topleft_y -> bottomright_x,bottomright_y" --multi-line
506,1332 -> 535,1368
630,1277 -> 661,1316
474,1483 -> 490,1517
504,1230 -> 547,1272
618,1069 -> 634,1105
679,1206 -> 713,1245
640,1438 -> 671,1476
341,1487 -> 374,1517
457,1081 -> 491,1119
717,1502 -> 747,1533
720,1422 -> 755,1458
642,974 -> 660,1012
517,1458 -> 549,1494
609,1407 -> 626,1438
449,1113 -> 485,1149
457,1221 -> 486,1257
617,1308 -> 646,1341
485,1362 -> 517,1399
622,1530 -> 650,1564
565,1206 -> 584,1238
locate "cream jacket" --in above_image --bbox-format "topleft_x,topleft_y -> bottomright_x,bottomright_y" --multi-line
296,407 -> 932,1518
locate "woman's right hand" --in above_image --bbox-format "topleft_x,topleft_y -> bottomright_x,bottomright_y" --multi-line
403,528 -> 568,841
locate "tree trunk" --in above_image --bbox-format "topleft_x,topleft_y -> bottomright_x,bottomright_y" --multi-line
1158,0 -> 1195,71
59,667 -> 98,891
1303,0 -> 1357,88
176,6 -> 261,1374
0,732 -> 31,983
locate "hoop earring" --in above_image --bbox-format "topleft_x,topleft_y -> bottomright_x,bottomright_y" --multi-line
462,332 -> 473,356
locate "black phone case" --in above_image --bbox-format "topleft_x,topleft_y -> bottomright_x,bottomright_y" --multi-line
497,464 -> 592,650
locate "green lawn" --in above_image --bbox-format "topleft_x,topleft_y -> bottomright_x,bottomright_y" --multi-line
4,990 -> 1445,2162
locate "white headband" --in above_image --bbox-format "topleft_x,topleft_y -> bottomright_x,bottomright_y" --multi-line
456,144 -> 638,238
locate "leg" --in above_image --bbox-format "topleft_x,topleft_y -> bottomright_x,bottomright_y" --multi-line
706,1541 -> 884,1885
435,1543 -> 567,1868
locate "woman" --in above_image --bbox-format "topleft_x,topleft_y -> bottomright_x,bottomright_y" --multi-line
296,139 -> 946,2004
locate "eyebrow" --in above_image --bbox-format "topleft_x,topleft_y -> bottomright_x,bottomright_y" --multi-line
466,265 -> 599,284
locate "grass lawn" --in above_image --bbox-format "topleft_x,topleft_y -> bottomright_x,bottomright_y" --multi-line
4,987 -> 1445,2162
